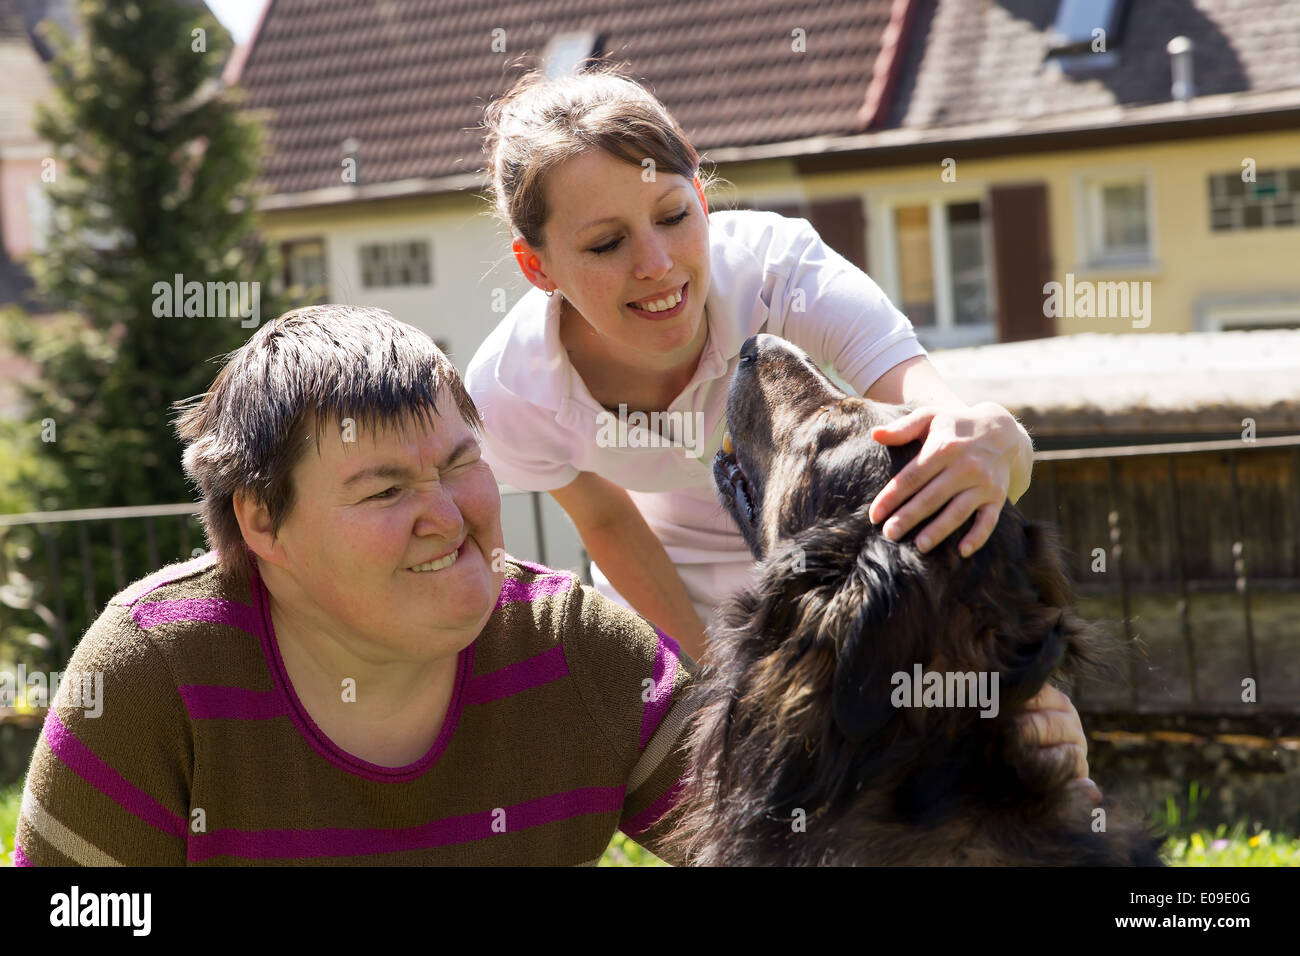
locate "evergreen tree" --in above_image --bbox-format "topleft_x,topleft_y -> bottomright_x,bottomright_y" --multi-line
0,0 -> 284,660
4,0 -> 280,511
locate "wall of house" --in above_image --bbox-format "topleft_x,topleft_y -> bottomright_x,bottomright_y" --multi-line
259,191 -> 529,370
723,128 -> 1300,339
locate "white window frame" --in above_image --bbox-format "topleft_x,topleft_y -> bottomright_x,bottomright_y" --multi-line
871,188 -> 997,350
1073,166 -> 1158,271
1196,296 -> 1300,332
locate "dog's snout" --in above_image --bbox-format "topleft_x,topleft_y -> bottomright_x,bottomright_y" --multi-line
741,333 -> 787,365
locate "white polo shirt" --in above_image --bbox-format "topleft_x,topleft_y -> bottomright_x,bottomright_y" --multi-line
465,209 -> 927,621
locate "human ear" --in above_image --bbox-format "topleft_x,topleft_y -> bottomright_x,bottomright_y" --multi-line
511,238 -> 554,292
693,175 -> 709,221
232,489 -> 284,569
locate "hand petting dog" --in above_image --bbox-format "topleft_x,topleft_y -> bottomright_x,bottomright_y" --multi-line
867,401 -> 1032,558
867,401 -> 1095,798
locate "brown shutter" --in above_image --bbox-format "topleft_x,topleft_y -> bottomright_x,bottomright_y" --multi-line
988,183 -> 1055,342
808,197 -> 868,273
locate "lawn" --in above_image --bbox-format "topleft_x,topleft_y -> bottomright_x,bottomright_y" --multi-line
2,783 -> 1294,866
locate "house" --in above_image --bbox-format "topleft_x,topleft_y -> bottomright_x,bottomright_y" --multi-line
236,0 -> 1300,438
231,0 -> 1300,594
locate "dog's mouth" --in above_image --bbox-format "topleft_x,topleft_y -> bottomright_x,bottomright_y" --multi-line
714,429 -> 763,556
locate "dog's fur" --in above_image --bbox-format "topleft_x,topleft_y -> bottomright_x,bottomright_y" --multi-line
663,334 -> 1164,866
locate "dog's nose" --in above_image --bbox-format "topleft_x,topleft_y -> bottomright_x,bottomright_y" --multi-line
740,333 -> 784,367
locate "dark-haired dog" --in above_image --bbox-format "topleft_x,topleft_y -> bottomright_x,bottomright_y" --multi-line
664,334 -> 1164,866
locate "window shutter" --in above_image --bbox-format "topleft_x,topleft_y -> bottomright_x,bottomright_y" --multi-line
989,183 -> 1055,342
734,198 -> 868,273
808,197 -> 868,273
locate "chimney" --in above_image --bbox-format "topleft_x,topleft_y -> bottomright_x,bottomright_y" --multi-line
1167,36 -> 1195,102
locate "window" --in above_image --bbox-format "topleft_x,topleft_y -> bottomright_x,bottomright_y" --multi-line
1208,167 -> 1300,231
542,31 -> 600,79
359,240 -> 432,288
1047,0 -> 1128,71
281,239 -> 327,301
1198,298 -> 1300,332
1080,175 -> 1153,265
1050,0 -> 1126,51
884,197 -> 994,346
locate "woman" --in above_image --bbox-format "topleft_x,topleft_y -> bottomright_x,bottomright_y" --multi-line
466,66 -> 1094,792
17,306 -> 696,865
468,65 -> 1034,659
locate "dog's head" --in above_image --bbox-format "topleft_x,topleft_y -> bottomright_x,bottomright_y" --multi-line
706,334 -> 1110,819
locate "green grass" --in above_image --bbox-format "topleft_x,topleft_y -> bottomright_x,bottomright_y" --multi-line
2,780 -> 1293,866
1,782 -> 21,866
1163,824 -> 1300,867
597,830 -> 669,866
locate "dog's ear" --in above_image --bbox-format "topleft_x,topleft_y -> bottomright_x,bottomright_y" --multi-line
997,608 -> 1068,710
1016,514 -> 1120,688
829,534 -> 935,744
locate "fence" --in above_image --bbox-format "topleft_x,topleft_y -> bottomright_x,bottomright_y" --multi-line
3,438 -> 1298,715
1018,434 -> 1300,725
0,487 -> 588,668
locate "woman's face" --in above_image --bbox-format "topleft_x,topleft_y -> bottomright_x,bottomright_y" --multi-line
527,149 -> 711,364
259,389 -> 506,663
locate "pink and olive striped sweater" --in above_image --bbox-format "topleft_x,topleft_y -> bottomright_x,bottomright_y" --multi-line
15,551 -> 696,865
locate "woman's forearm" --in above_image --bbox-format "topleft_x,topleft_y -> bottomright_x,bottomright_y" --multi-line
578,516 -> 709,664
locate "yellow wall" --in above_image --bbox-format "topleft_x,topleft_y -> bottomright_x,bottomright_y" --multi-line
722,129 -> 1300,336
257,129 -> 1300,355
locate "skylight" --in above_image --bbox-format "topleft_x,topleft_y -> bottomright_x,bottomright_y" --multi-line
542,30 -> 599,79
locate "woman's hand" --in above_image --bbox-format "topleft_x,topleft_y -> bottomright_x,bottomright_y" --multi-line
1016,684 -> 1100,802
866,402 -> 1031,558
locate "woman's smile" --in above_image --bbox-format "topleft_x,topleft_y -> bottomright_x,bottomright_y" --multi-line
626,280 -> 691,321
626,281 -> 688,320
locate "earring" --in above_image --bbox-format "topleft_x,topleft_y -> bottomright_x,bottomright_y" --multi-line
545,289 -> 555,298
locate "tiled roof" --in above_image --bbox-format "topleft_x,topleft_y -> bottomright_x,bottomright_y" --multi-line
888,0 -> 1300,131
237,0 -> 899,197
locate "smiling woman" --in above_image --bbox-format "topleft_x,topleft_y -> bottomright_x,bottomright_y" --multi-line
468,63 -> 1036,663
13,305 -> 701,866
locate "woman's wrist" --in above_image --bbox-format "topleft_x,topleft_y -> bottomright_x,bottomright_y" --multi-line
975,403 -> 1032,505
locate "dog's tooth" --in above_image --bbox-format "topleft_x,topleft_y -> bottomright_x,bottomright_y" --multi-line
722,431 -> 734,454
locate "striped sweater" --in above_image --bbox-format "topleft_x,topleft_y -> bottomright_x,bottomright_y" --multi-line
15,551 -> 696,865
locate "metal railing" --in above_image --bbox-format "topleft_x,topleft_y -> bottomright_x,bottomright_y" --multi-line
0,487 -> 580,664
4,439 -> 1298,716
